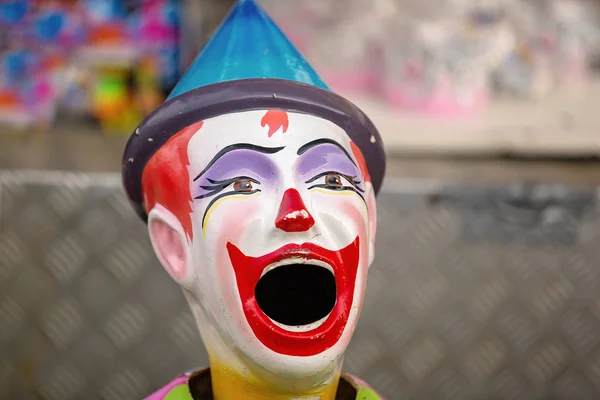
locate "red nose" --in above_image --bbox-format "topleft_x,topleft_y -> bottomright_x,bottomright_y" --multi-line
275,189 -> 315,232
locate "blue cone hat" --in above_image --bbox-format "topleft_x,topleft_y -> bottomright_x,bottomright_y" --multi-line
123,0 -> 385,221
168,0 -> 330,98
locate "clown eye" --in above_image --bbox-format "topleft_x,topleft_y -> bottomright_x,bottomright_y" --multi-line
233,179 -> 254,193
305,171 -> 364,196
324,174 -> 343,188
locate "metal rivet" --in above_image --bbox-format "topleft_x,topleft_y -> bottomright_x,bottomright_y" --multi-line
135,128 -> 140,135
370,135 -> 376,143
272,93 -> 277,99
128,158 -> 134,163
148,138 -> 153,142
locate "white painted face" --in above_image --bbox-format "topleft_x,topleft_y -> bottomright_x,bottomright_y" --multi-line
149,109 -> 377,378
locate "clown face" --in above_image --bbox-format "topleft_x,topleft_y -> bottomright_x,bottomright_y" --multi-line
146,109 -> 377,380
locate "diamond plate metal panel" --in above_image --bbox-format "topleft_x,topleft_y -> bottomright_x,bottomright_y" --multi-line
1,171 -> 600,400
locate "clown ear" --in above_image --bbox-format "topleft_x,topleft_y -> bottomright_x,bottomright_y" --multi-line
147,204 -> 194,287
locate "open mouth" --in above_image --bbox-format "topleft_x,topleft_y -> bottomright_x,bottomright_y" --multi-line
255,261 -> 336,330
226,237 -> 360,357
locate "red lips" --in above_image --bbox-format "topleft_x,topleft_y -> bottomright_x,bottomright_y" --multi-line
226,237 -> 360,357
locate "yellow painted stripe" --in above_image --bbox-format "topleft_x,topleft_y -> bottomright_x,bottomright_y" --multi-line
311,188 -> 369,217
203,192 -> 260,238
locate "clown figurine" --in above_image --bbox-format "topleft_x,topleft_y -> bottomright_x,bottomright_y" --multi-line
122,1 -> 386,399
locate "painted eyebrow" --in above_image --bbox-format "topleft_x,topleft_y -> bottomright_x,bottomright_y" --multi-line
193,143 -> 285,182
296,138 -> 357,167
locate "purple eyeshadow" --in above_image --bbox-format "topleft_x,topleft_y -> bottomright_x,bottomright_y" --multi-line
194,149 -> 277,198
193,142 -> 364,200
296,143 -> 362,183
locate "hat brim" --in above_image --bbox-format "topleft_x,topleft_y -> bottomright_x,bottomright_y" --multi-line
122,78 -> 386,222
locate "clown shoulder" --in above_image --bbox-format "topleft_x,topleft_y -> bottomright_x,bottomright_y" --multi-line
121,1 -> 387,399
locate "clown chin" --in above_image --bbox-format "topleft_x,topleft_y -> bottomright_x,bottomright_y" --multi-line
227,237 -> 361,357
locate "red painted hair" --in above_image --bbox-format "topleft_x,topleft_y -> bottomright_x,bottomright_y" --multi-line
261,110 -> 289,137
141,121 -> 204,242
350,141 -> 371,184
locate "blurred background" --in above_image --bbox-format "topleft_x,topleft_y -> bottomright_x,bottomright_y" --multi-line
2,0 -> 600,399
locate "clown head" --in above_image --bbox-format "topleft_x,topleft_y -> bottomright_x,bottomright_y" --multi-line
123,0 -> 385,397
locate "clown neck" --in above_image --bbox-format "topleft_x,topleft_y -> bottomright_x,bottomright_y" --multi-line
183,290 -> 344,400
